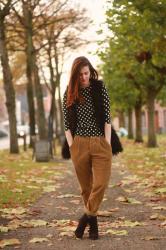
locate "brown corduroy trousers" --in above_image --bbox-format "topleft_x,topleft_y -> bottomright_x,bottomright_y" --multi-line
69,135 -> 112,216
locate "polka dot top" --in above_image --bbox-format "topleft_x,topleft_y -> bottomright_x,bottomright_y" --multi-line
62,82 -> 111,136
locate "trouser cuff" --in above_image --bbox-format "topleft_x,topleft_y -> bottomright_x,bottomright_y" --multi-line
84,207 -> 97,216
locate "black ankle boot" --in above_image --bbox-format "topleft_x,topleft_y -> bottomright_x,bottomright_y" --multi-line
75,213 -> 89,238
88,215 -> 99,240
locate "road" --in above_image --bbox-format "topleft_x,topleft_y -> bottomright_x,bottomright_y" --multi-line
0,136 -> 30,150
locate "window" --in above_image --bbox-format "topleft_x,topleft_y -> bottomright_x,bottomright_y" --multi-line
164,110 -> 166,128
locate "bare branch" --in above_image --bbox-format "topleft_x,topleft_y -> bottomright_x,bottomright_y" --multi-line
38,58 -> 52,94
0,0 -> 12,19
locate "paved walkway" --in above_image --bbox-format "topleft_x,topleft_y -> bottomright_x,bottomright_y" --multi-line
0,155 -> 166,249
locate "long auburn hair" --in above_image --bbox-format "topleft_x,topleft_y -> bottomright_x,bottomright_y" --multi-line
66,56 -> 98,107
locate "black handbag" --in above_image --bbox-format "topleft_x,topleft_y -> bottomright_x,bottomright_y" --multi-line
111,126 -> 123,155
61,126 -> 123,159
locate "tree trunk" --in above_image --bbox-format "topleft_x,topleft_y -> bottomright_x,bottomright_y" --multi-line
57,83 -> 64,136
118,110 -> 125,128
134,97 -> 143,143
47,46 -> 56,143
32,50 -> 47,140
127,108 -> 134,139
0,20 -> 19,153
23,5 -> 36,147
54,88 -> 59,137
147,90 -> 157,147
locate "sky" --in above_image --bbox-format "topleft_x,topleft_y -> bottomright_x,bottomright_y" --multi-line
60,0 -> 107,94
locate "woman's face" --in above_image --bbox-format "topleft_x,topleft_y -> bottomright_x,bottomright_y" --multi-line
79,65 -> 90,87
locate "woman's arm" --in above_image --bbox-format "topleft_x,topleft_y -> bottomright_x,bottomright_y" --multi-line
104,123 -> 111,144
65,129 -> 73,147
102,83 -> 112,144
62,90 -> 73,147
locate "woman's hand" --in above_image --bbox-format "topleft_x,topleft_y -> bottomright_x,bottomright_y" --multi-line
65,129 -> 74,147
105,138 -> 111,145
68,139 -> 73,147
104,123 -> 111,144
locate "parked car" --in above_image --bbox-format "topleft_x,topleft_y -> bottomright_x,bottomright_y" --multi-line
0,128 -> 9,138
117,127 -> 128,137
17,124 -> 29,136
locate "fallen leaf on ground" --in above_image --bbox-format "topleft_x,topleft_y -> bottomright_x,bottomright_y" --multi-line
11,188 -> 23,193
29,237 -> 49,243
150,213 -> 166,220
116,196 -> 142,204
0,175 -> 7,183
109,208 -> 119,212
108,219 -> 146,228
152,206 -> 166,210
123,189 -> 136,193
154,187 -> 166,194
141,236 -> 166,241
27,185 -> 39,189
0,226 -> 9,233
0,207 -> 27,215
43,186 -> 56,192
21,219 -> 48,227
57,194 -> 80,198
0,238 -> 21,248
46,234 -> 53,238
97,210 -> 113,217
55,206 -> 69,210
7,219 -> 21,230
59,231 -> 73,237
28,209 -> 42,215
160,220 -> 166,227
123,220 -> 145,227
106,229 -> 128,235
69,200 -> 80,205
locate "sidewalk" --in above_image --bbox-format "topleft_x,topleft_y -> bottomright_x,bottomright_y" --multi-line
0,155 -> 166,249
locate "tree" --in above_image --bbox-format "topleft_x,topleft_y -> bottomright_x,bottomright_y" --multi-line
37,6 -> 90,146
10,0 -> 90,144
98,42 -> 139,140
100,0 -> 166,147
0,0 -> 19,153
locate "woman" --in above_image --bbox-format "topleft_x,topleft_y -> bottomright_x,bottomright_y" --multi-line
62,56 -> 112,240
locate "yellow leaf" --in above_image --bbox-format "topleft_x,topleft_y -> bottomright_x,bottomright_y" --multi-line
116,196 -> 141,204
106,229 -> 128,236
127,198 -> 142,204
69,200 -> 80,205
59,231 -> 73,237
57,194 -> 80,198
152,206 -> 166,210
0,226 -> 9,233
123,220 -> 145,227
116,196 -> 128,202
21,219 -> 48,227
97,210 -> 113,217
0,207 -> 27,215
155,187 -> 166,194
29,237 -> 49,243
0,238 -> 21,248
43,186 -> 56,192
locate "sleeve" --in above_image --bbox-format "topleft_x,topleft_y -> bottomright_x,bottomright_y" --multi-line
101,84 -> 111,124
62,90 -> 70,131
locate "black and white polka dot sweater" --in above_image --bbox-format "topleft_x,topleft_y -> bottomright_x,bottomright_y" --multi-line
62,80 -> 111,137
